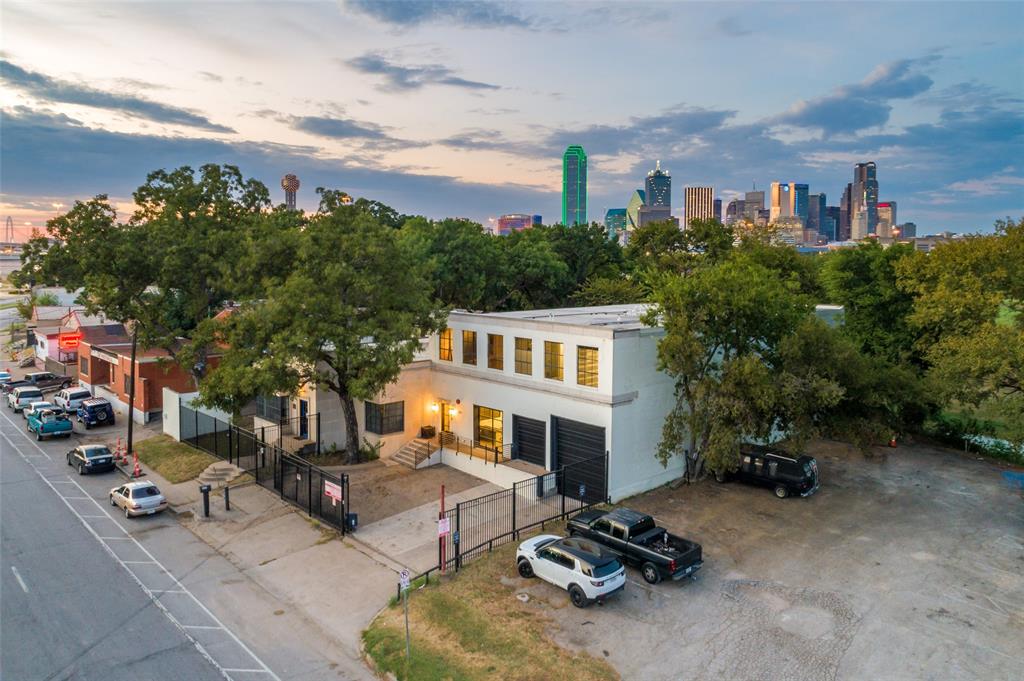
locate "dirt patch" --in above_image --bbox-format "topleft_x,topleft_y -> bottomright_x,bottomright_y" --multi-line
323,461 -> 487,525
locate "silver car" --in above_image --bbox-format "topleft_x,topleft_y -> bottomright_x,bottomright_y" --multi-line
23,400 -> 56,421
109,481 -> 169,518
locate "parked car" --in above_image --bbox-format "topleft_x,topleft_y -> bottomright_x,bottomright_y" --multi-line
9,387 -> 44,412
54,387 -> 93,413
516,534 -> 626,608
28,409 -> 73,440
22,400 -> 56,420
0,370 -> 12,384
24,371 -> 73,393
67,444 -> 116,474
77,398 -> 115,429
715,444 -> 819,499
567,508 -> 704,585
109,481 -> 168,518
1,379 -> 31,395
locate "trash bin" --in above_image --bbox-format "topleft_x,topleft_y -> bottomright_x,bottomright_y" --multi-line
420,425 -> 436,439
346,513 -> 358,531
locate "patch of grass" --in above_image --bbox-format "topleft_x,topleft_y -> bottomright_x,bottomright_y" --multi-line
134,435 -> 218,483
364,541 -> 619,681
996,300 -> 1020,327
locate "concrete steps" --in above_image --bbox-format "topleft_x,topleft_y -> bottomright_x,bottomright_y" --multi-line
390,439 -> 434,469
198,460 -> 246,488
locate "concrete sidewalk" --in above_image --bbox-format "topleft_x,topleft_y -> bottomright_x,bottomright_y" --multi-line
119,464 -> 400,679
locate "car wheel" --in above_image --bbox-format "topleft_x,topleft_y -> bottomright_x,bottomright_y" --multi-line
84,422 -> 91,430
517,559 -> 534,578
78,463 -> 85,476
568,584 -> 589,608
125,506 -> 131,519
774,485 -> 789,499
714,470 -> 726,483
641,562 -> 662,585
67,454 -> 71,466
36,431 -> 42,441
110,495 -> 116,507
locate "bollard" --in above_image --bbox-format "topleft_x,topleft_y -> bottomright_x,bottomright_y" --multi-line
199,484 -> 211,518
224,485 -> 230,512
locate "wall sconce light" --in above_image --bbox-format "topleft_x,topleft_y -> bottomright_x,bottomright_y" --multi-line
430,402 -> 439,413
448,407 -> 458,417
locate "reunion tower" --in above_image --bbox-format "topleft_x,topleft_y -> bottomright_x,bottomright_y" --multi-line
281,174 -> 300,210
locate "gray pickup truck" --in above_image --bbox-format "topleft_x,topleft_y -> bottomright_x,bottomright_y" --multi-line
567,508 -> 703,584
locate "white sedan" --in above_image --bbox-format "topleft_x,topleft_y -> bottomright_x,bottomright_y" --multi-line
516,534 -> 625,608
22,401 -> 56,421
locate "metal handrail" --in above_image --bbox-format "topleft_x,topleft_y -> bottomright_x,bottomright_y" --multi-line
438,431 -> 511,466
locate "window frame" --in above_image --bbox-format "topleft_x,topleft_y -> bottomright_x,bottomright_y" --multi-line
462,330 -> 477,366
576,345 -> 599,388
544,341 -> 563,381
79,356 -> 89,375
473,404 -> 503,449
514,337 -> 532,375
487,333 -> 503,370
365,401 -> 405,435
438,328 -> 453,362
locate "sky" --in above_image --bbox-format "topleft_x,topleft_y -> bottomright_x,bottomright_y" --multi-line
1,0 -> 1022,238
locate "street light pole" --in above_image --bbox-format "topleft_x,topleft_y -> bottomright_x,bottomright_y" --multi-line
125,329 -> 138,461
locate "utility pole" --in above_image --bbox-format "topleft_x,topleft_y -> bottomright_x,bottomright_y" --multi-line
125,328 -> 138,461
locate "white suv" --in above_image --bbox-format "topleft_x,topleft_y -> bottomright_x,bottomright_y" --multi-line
54,387 -> 93,413
9,387 -> 44,412
516,534 -> 626,608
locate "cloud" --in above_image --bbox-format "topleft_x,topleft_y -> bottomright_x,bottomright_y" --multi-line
715,16 -> 751,37
0,105 -> 553,219
344,52 -> 500,92
288,114 -> 426,150
343,0 -> 534,30
436,128 -> 519,152
948,170 -> 1024,197
0,59 -> 234,133
775,57 -> 938,135
198,71 -> 224,82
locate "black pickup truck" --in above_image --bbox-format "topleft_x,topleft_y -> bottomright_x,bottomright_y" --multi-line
25,371 -> 73,393
567,508 -> 703,584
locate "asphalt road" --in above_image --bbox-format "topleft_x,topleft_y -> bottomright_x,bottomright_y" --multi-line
0,430 -> 227,681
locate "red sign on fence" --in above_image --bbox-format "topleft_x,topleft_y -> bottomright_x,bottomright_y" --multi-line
324,480 -> 343,505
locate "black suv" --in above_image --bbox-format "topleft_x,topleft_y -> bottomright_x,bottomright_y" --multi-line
715,444 -> 819,498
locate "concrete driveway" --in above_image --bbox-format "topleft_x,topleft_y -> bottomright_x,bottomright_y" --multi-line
505,440 -> 1023,681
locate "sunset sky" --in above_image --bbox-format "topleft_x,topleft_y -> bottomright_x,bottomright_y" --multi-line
2,1 -> 1022,236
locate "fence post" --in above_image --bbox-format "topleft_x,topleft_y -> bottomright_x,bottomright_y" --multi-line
316,416 -> 321,456
307,463 -> 312,517
561,467 -> 566,517
455,502 -> 461,571
511,484 -> 517,535
214,420 -> 219,458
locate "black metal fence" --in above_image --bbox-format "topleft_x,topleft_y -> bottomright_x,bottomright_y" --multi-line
438,451 -> 608,573
439,431 -> 512,466
179,404 -> 350,534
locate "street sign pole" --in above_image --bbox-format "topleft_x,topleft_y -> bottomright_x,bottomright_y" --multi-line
399,569 -> 411,662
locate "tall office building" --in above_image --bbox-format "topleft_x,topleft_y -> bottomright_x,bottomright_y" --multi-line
839,183 -> 852,240
496,214 -> 534,235
725,199 -> 746,225
877,202 -> 897,237
644,161 -> 671,208
604,208 -> 627,240
824,206 -> 840,242
851,162 -> 879,238
562,145 -> 588,225
808,193 -> 826,235
792,184 -> 809,226
744,190 -> 765,222
898,222 -> 916,238
281,174 -> 300,210
626,189 -> 646,233
770,182 -> 791,222
713,198 -> 722,222
684,187 -> 715,226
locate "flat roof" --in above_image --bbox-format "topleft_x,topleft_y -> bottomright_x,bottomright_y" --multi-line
478,304 -> 653,331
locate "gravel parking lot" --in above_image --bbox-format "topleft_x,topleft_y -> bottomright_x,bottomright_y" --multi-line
509,440 -> 1023,681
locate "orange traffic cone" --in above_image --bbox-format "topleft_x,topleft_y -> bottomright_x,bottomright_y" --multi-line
131,451 -> 143,478
888,436 -> 898,448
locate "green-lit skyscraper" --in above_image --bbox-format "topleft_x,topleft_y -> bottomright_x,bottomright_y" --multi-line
561,145 -> 587,225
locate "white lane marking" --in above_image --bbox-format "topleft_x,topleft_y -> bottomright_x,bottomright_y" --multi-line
123,560 -> 157,565
222,671 -> 270,675
48,480 -> 76,484
98,537 -> 134,540
63,496 -> 91,500
184,625 -> 225,630
0,420 -> 282,681
150,590 -> 188,594
10,566 -> 29,593
79,515 -> 108,518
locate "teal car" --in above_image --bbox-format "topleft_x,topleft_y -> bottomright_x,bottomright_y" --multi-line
27,409 -> 73,440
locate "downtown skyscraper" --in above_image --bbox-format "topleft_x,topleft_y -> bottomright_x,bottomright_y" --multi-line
851,162 -> 879,239
562,145 -> 588,226
684,187 -> 715,226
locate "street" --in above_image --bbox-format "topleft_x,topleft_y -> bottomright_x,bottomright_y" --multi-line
0,395 -> 377,680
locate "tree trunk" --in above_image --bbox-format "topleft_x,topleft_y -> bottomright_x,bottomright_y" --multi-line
339,393 -> 360,465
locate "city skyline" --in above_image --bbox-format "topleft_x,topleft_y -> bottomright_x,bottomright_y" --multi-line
1,1 -> 1022,236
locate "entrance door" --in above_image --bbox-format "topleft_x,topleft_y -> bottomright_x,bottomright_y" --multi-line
513,415 -> 546,467
440,401 -> 451,433
299,399 -> 309,439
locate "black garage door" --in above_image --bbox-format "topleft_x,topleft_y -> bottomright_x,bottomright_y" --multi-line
513,415 -> 546,468
552,417 -> 607,504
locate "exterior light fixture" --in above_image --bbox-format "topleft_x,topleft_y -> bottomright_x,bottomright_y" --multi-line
431,402 -> 439,413
448,407 -> 458,417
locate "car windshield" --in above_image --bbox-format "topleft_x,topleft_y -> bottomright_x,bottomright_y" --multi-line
586,560 -> 621,578
132,486 -> 161,497
70,391 -> 90,399
85,447 -> 111,459
20,391 -> 42,400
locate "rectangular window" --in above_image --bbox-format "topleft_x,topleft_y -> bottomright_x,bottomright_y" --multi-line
577,346 -> 599,388
365,401 -> 404,435
514,337 -> 532,375
487,334 -> 503,370
473,405 -> 503,449
544,341 -> 563,381
80,357 -> 89,376
438,328 -> 453,361
256,395 -> 288,422
462,330 -> 477,365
